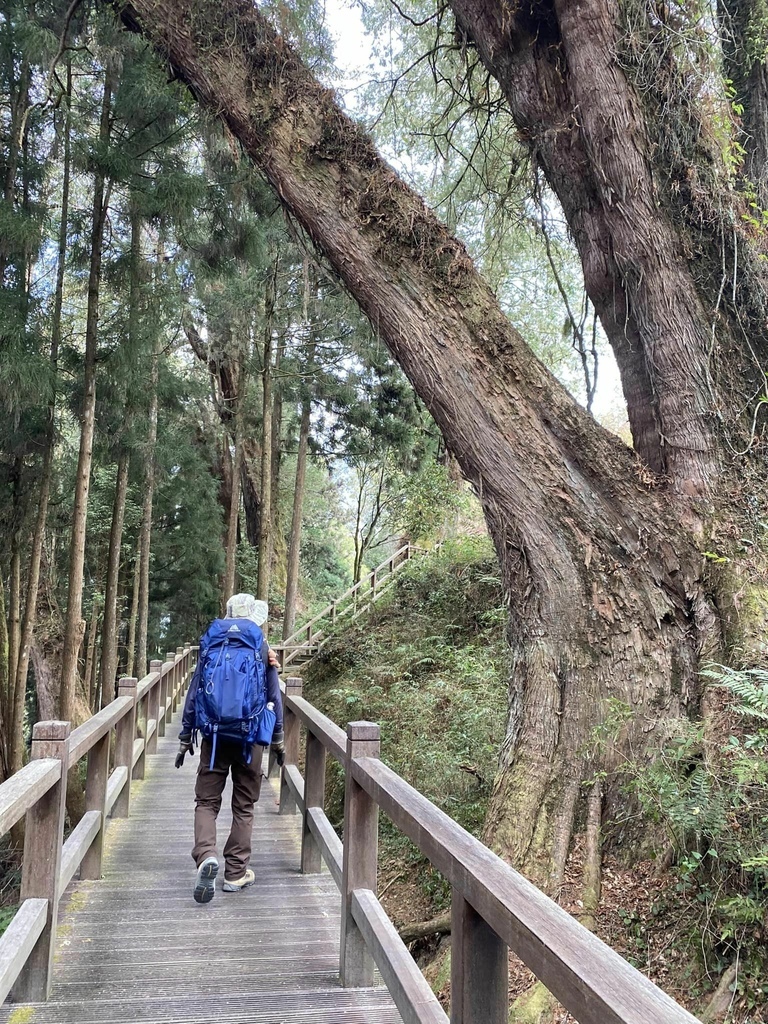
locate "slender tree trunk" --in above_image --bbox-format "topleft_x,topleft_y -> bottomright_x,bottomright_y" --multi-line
352,467 -> 367,587
256,261 -> 277,602
11,61 -> 72,770
270,339 -> 283,498
31,640 -> 56,724
99,198 -> 138,700
223,425 -> 242,609
0,52 -> 29,280
59,66 -> 114,722
269,335 -> 285,586
136,339 -> 159,680
8,541 -> 21,713
283,396 -> 312,640
83,597 -> 100,712
89,648 -> 101,713
125,537 -> 142,680
99,450 -> 129,706
241,441 -> 262,547
0,580 -> 10,781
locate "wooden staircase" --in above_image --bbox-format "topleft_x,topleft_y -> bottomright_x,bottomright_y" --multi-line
273,542 -> 436,669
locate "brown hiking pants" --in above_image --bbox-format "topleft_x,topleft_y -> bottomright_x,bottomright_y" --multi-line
191,737 -> 264,880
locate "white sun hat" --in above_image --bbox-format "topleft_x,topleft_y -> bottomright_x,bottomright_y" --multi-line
225,593 -> 269,626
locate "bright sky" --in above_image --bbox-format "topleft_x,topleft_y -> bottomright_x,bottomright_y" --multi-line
324,0 -> 369,84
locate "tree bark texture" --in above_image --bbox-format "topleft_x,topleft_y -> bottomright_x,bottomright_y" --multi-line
447,0 -> 768,492
59,66 -> 114,722
99,449 -> 130,706
113,0 -> 717,883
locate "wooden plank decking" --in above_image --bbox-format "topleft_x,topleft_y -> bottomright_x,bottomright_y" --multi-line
2,715 -> 403,1024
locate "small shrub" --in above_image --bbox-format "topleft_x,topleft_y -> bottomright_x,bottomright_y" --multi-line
599,664 -> 768,1008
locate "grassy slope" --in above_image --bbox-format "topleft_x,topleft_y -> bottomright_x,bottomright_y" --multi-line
303,537 -> 508,924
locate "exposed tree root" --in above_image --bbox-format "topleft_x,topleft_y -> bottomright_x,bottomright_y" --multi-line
700,962 -> 738,1023
399,911 -> 452,943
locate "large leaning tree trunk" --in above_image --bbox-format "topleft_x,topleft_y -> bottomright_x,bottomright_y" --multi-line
446,0 -> 768,494
112,0 -> 760,886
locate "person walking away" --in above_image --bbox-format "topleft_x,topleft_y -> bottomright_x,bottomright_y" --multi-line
176,594 -> 285,903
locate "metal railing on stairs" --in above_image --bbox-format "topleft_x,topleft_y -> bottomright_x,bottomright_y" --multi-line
274,542 -> 438,668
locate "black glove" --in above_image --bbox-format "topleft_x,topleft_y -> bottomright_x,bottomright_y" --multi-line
271,729 -> 285,768
175,735 -> 194,769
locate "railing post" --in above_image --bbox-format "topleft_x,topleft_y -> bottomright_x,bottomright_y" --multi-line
340,721 -> 380,988
279,678 -> 302,814
162,656 -> 173,727
147,659 -> 163,754
301,729 -> 326,873
331,601 -> 337,626
13,721 -> 70,1002
166,651 -> 177,713
133,687 -> 147,781
80,725 -> 110,880
114,676 -> 138,818
450,889 -> 508,1024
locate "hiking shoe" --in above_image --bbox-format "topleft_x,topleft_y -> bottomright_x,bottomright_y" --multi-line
193,856 -> 219,904
222,869 -> 255,892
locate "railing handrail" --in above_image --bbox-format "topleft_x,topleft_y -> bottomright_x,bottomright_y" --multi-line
278,542 -> 417,650
278,678 -> 702,1024
0,644 -> 198,1005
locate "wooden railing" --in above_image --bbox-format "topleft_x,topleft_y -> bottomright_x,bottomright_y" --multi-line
277,676 -> 703,1024
0,645 -> 197,1005
275,542 -> 434,667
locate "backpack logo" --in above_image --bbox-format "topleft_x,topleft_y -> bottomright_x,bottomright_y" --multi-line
194,618 -> 268,766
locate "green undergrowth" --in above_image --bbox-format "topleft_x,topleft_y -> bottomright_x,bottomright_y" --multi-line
303,537 -> 508,919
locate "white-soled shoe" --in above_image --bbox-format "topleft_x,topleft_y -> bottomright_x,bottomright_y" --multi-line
193,856 -> 219,904
222,868 -> 255,892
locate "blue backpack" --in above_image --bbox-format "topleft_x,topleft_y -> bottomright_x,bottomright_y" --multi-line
194,618 -> 273,768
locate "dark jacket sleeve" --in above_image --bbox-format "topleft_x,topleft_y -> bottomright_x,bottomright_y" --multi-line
180,661 -> 201,739
262,643 -> 283,734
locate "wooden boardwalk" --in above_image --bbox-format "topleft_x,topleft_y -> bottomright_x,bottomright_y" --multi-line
1,717 -> 403,1024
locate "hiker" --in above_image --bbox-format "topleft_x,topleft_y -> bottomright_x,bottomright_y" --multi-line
176,593 -> 285,903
